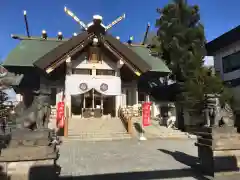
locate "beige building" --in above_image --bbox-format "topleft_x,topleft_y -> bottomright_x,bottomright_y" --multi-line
206,25 -> 240,111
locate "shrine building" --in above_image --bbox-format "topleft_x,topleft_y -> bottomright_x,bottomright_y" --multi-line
3,14 -> 170,118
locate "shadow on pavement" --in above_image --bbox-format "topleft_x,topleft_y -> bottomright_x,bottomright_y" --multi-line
0,165 -> 8,180
158,149 -> 199,168
27,164 -> 208,180
0,149 -> 207,179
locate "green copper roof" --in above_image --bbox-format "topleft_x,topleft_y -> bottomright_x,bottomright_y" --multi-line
3,40 -> 63,67
129,46 -> 170,73
3,38 -> 170,74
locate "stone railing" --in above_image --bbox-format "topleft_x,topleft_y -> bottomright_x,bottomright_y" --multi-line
119,108 -> 133,136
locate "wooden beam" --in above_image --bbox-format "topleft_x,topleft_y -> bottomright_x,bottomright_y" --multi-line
45,35 -> 94,74
64,105 -> 69,137
102,41 -> 142,76
11,34 -> 69,42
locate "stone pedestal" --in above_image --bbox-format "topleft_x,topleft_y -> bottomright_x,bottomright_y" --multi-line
195,126 -> 240,178
0,129 -> 59,179
0,159 -> 59,180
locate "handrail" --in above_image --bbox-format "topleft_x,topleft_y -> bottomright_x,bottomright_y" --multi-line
119,108 -> 133,136
64,105 -> 69,137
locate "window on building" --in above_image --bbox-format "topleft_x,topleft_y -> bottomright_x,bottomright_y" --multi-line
72,69 -> 92,75
96,69 -> 115,76
224,78 -> 240,87
222,51 -> 240,73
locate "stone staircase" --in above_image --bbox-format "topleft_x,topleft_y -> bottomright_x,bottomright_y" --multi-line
132,117 -> 196,139
66,117 -> 131,141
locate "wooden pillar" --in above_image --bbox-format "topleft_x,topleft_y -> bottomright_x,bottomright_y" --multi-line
127,117 -> 133,135
83,93 -> 86,116
101,95 -> 103,116
64,105 -> 69,137
66,56 -> 72,75
122,88 -> 127,107
146,94 -> 150,102
64,56 -> 71,137
92,89 -> 95,109
135,88 -> 138,104
83,94 -> 86,108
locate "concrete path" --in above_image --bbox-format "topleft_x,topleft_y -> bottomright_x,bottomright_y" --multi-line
58,139 -> 207,180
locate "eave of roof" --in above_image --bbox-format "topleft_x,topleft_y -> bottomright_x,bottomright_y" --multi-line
3,40 -> 63,67
3,32 -> 170,75
103,34 -> 151,73
206,25 -> 240,55
128,45 -> 170,73
33,31 -> 92,70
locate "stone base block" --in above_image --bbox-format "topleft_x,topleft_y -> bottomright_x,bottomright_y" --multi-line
0,145 -> 58,162
198,146 -> 240,176
196,127 -> 240,178
0,159 -> 60,180
0,128 -> 55,148
214,150 -> 240,172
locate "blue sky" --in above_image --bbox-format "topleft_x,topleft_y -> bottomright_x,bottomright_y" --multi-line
1,0 -> 240,60
1,0 -> 240,99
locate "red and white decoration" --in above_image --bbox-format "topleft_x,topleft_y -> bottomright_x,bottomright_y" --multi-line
65,75 -> 121,96
142,102 -> 151,127
56,101 -> 65,128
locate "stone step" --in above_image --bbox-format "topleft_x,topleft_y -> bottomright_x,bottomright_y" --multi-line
145,135 -> 196,139
66,117 -> 129,141
145,132 -> 196,139
145,132 -> 190,136
68,131 -> 127,135
146,131 -> 189,135
65,134 -> 131,141
68,134 -> 130,139
67,130 -> 131,141
67,133 -> 131,137
136,123 -> 197,139
68,129 -> 127,133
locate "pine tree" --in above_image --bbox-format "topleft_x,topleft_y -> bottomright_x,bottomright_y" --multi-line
156,0 -> 232,113
0,90 -> 10,130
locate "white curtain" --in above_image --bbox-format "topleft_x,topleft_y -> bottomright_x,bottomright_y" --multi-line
65,75 -> 121,96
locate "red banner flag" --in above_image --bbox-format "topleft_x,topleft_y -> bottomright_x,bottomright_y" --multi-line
56,101 -> 65,128
142,102 -> 151,126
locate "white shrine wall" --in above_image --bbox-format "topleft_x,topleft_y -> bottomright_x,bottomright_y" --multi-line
64,52 -> 141,117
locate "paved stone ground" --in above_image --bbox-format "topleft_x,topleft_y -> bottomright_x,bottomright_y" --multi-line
57,139 -> 208,180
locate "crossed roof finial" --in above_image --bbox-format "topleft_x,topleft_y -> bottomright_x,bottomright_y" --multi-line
64,6 -> 126,32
